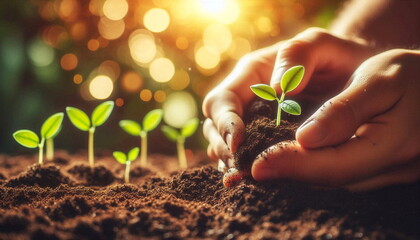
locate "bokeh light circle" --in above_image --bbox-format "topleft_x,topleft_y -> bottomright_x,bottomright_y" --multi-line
163,91 -> 197,128
89,75 -> 113,99
103,0 -> 128,21
129,29 -> 156,64
149,58 -> 175,83
143,8 -> 170,33
195,46 -> 220,70
28,39 -> 55,67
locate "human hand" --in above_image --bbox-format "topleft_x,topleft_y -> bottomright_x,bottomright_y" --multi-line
251,49 -> 420,191
202,28 -> 374,169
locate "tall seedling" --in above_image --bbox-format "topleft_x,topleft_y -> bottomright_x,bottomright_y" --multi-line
161,118 -> 199,169
119,109 -> 163,167
13,112 -> 64,165
66,101 -> 114,168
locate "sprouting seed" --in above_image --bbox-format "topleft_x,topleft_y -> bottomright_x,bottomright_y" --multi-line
113,147 -> 140,183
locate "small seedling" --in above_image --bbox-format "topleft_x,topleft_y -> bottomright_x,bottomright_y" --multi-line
161,118 -> 199,169
13,112 -> 64,165
119,109 -> 163,167
250,65 -> 305,126
113,147 -> 139,183
66,101 -> 114,168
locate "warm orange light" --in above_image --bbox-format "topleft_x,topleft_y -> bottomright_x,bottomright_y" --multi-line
195,46 -> 220,70
143,8 -> 170,33
139,89 -> 152,102
98,17 -> 125,40
154,90 -> 166,103
121,71 -> 143,93
70,22 -> 87,41
129,29 -> 156,64
256,16 -> 273,33
176,37 -> 189,50
103,0 -> 128,21
87,39 -> 100,51
228,37 -> 252,60
60,53 -> 78,71
203,24 -> 232,53
169,69 -> 190,90
115,98 -> 125,107
149,58 -> 175,83
73,74 -> 83,84
98,60 -> 120,81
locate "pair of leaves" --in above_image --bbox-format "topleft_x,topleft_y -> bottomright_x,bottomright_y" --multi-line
66,101 -> 114,131
250,65 -> 305,101
113,147 -> 140,164
119,109 -> 163,136
13,112 -> 64,148
161,118 -> 199,142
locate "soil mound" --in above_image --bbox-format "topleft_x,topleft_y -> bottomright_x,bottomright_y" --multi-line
5,164 -> 71,188
67,163 -> 115,186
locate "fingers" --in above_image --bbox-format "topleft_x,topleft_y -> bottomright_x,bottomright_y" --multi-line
296,51 -> 404,149
270,27 -> 372,94
203,118 -> 233,162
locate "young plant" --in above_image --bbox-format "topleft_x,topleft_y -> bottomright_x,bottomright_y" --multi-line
250,65 -> 305,126
13,112 -> 64,165
119,109 -> 163,167
113,147 -> 139,183
161,118 -> 199,169
66,101 -> 114,168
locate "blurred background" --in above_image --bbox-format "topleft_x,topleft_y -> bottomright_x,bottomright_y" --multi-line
0,0 -> 344,155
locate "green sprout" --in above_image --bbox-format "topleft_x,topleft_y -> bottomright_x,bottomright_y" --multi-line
13,112 -> 64,165
161,118 -> 199,169
250,65 -> 305,126
66,101 -> 114,168
113,147 -> 140,183
119,109 -> 163,167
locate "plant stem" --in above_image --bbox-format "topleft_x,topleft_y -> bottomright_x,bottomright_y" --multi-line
38,138 -> 45,165
177,138 -> 187,169
140,132 -> 147,167
124,161 -> 131,183
46,138 -> 54,161
88,127 -> 95,168
276,93 -> 286,126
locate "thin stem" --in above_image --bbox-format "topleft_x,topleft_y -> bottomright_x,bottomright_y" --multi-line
276,103 -> 282,126
88,127 -> 95,168
140,132 -> 147,167
124,161 -> 131,183
177,138 -> 187,169
46,138 -> 54,161
38,138 -> 45,165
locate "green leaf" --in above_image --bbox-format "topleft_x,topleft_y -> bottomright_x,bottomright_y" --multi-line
280,65 -> 305,94
13,130 -> 39,148
250,84 -> 277,101
119,120 -> 141,136
113,151 -> 127,164
161,125 -> 179,142
128,147 -> 140,161
91,101 -> 114,127
66,107 -> 91,131
280,100 -> 302,115
181,118 -> 199,138
41,112 -> 64,139
143,109 -> 163,132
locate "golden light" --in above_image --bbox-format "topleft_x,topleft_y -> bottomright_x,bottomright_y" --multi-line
73,74 -> 83,84
256,16 -> 273,33
143,8 -> 170,33
121,71 -> 143,93
70,21 -> 87,41
98,60 -> 120,81
60,53 -> 78,71
98,17 -> 125,40
139,89 -> 152,102
176,37 -> 189,50
170,0 -> 192,23
203,23 -> 232,53
228,37 -> 252,60
28,39 -> 55,67
195,46 -> 220,70
199,0 -> 226,14
217,0 -> 240,24
89,75 -> 114,99
169,69 -> 190,90
154,90 -> 166,103
163,91 -> 197,128
197,0 -> 240,24
103,0 -> 128,21
57,0 -> 79,22
129,29 -> 156,64
87,39 -> 100,51
115,98 -> 124,107
149,58 -> 175,83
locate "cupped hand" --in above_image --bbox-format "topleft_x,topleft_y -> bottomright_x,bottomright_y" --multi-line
202,28 -> 374,169
252,49 -> 420,191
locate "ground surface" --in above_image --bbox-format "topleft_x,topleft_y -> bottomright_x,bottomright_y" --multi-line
0,149 -> 419,240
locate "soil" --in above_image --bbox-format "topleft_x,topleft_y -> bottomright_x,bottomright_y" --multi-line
0,100 -> 419,239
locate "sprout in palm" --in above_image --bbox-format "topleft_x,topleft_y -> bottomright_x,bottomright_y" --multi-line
66,101 -> 114,168
250,65 -> 305,126
113,147 -> 140,183
13,112 -> 64,165
161,118 -> 199,169
119,109 -> 163,167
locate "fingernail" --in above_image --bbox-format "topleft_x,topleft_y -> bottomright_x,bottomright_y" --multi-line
217,159 -> 227,172
225,133 -> 232,151
223,168 -> 244,187
254,167 -> 278,180
296,120 -> 328,146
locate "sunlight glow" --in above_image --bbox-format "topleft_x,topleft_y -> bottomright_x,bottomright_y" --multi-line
163,91 -> 197,128
103,0 -> 128,21
195,46 -> 220,70
143,8 -> 170,33
129,30 -> 156,64
89,75 -> 113,99
149,58 -> 175,83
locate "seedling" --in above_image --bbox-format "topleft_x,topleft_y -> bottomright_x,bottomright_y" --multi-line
66,101 -> 114,168
113,147 -> 139,183
119,109 -> 163,167
250,65 -> 305,126
161,118 -> 199,169
13,112 -> 64,165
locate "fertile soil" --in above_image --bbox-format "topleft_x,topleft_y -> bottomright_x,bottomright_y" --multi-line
0,101 -> 419,239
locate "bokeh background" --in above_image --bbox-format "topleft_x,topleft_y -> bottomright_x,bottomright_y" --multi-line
0,0 -> 344,155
